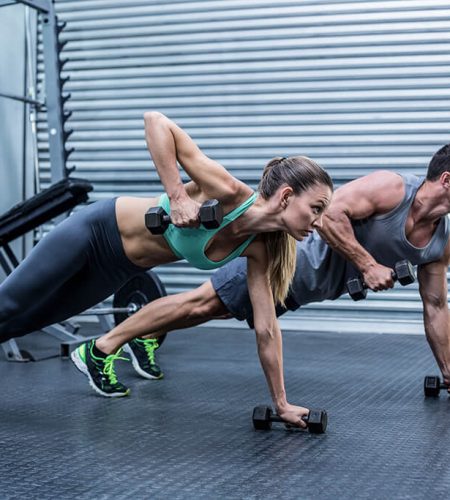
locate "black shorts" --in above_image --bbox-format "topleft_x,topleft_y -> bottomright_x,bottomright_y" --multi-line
210,257 -> 299,328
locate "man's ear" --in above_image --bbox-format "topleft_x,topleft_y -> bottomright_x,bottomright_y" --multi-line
440,171 -> 450,189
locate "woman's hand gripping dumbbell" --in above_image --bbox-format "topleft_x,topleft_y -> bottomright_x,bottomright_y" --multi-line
145,199 -> 223,235
252,405 -> 328,433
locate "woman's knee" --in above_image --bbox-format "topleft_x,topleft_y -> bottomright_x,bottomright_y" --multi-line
187,280 -> 228,320
0,287 -> 33,340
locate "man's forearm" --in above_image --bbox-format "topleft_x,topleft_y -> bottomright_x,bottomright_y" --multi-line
320,212 -> 377,273
424,307 -> 450,377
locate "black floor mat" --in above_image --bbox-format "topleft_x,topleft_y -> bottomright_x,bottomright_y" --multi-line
0,327 -> 446,499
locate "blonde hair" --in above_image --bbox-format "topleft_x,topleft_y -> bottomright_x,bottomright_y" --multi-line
258,156 -> 333,306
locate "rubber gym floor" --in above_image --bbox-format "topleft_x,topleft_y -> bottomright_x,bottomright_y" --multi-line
0,325 -> 448,500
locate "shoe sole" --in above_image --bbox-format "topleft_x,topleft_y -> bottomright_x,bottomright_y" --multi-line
70,348 -> 130,398
123,343 -> 163,380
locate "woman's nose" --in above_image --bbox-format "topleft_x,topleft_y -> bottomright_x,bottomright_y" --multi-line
312,214 -> 323,229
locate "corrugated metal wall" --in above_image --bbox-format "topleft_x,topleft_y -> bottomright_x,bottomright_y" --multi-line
36,0 -> 450,326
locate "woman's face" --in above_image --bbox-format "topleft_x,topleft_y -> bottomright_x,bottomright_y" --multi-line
282,183 -> 332,240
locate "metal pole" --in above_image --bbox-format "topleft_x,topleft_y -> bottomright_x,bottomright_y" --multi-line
40,0 -> 69,182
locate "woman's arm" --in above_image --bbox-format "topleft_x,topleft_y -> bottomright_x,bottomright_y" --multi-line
144,112 -> 250,225
246,240 -> 309,428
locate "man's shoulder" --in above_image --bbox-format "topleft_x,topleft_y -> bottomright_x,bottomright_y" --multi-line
337,170 -> 406,215
363,170 -> 405,185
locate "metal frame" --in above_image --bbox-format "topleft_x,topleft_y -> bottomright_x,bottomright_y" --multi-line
1,0 -> 74,360
0,0 -> 71,182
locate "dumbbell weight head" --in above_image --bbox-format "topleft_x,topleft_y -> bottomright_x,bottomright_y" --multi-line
252,406 -> 327,434
307,409 -> 328,434
393,260 -> 415,286
145,206 -> 170,234
346,277 -> 367,301
252,406 -> 273,430
199,199 -> 223,229
423,375 -> 448,397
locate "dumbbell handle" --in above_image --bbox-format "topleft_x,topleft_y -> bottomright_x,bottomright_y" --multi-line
430,378 -> 448,390
268,409 -> 325,426
269,413 -> 310,424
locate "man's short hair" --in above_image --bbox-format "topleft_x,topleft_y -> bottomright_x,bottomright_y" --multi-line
427,144 -> 450,180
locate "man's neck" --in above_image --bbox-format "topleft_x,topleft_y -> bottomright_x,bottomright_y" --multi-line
410,181 -> 448,227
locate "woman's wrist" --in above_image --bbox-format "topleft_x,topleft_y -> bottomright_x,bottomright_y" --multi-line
274,393 -> 288,413
168,183 -> 188,201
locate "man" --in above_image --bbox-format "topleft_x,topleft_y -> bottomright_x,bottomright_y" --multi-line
91,144 -> 450,394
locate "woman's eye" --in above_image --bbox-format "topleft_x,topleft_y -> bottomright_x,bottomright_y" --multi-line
312,206 -> 321,215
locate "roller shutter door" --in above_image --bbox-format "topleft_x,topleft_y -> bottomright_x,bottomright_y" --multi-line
36,0 -> 450,331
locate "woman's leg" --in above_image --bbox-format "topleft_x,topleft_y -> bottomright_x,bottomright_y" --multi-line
0,212 -> 96,341
0,199 -> 141,342
95,280 -> 226,354
71,280 -> 228,397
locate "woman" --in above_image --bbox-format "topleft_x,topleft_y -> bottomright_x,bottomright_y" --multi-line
0,112 -> 332,427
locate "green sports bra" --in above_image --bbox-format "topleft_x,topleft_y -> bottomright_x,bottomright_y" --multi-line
158,192 -> 257,270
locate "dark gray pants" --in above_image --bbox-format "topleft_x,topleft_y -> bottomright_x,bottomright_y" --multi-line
0,198 -> 146,342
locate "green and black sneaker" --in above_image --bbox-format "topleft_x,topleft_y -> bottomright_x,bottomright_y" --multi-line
71,339 -> 130,397
123,338 -> 163,380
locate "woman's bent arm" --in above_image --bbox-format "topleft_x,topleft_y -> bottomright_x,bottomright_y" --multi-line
143,112 -> 248,206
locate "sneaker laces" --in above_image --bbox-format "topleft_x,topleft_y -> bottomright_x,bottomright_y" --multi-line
137,338 -> 159,364
103,349 -> 128,384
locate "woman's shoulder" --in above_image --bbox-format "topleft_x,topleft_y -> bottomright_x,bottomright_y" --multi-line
221,179 -> 254,210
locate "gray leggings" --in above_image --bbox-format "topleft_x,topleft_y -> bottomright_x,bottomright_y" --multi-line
0,198 -> 147,342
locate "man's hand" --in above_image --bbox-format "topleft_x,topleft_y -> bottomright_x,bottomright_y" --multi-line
362,262 -> 395,291
276,403 -> 310,429
441,372 -> 450,392
169,194 -> 201,228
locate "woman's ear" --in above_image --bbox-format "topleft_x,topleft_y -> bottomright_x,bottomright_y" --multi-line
280,186 -> 294,208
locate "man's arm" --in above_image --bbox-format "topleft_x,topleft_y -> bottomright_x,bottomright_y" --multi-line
319,170 -> 406,290
418,243 -> 450,385
246,240 -> 309,428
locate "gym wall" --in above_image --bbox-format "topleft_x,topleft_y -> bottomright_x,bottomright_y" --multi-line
35,0 -> 450,330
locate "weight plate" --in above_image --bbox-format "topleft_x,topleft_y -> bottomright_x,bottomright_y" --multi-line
113,270 -> 167,348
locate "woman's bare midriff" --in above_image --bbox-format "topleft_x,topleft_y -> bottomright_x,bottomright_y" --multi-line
115,187 -> 256,268
115,196 -> 176,268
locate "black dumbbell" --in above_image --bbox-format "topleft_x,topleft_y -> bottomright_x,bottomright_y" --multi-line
252,406 -> 327,434
145,199 -> 223,235
424,375 -> 449,397
346,259 -> 415,301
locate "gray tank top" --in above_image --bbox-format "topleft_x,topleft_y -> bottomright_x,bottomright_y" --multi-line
290,173 -> 449,307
